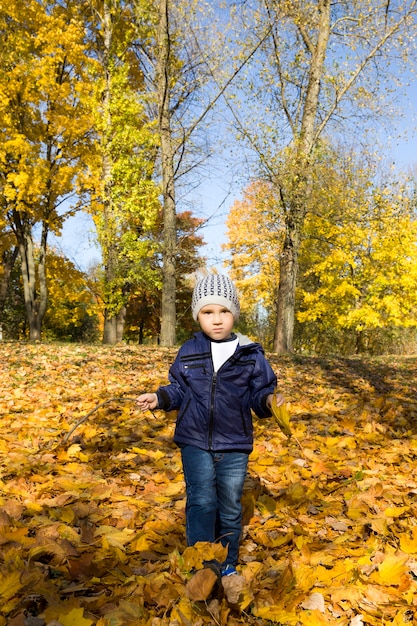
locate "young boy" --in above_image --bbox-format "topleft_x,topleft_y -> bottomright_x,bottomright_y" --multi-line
136,274 -> 284,597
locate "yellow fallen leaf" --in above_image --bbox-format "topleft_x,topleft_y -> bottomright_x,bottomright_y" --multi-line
399,528 -> 417,554
60,507 -> 76,524
170,597 -> 196,622
130,530 -> 160,552
164,482 -> 184,497
391,608 -> 417,625
0,571 -> 22,601
96,527 -> 135,550
299,609 -> 329,625
365,584 -> 392,604
271,397 -> 292,437
330,585 -> 364,604
251,528 -> 293,548
67,443 -> 83,457
377,554 -> 408,585
294,562 -> 320,592
182,542 -> 228,570
59,607 -> 94,626
57,523 -> 82,543
252,605 -> 299,624
383,505 -> 410,518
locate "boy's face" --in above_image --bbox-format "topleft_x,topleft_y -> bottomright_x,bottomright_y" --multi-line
197,304 -> 234,341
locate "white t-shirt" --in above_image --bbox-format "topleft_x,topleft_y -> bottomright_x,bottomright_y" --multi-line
211,335 -> 239,372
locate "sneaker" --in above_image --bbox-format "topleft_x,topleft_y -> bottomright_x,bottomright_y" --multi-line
221,564 -> 238,577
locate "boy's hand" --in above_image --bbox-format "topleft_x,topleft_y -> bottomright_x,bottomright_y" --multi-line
136,393 -> 158,412
266,392 -> 285,411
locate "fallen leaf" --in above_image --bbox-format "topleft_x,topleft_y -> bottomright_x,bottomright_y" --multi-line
185,568 -> 218,601
300,592 -> 325,612
59,608 -> 94,626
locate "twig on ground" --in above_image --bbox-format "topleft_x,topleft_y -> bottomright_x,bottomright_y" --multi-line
62,396 -> 139,444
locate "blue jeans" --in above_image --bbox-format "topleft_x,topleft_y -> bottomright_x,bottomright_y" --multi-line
180,445 -> 249,567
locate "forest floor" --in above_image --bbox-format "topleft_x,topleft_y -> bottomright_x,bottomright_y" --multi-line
1,342 -> 417,626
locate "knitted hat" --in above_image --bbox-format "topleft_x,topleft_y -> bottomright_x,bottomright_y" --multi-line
192,274 -> 240,321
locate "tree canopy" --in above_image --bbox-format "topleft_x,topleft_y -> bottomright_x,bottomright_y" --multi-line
225,146 -> 417,354
0,0 -> 416,353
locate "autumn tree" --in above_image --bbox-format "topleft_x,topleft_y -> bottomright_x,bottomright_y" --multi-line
0,0 -> 94,340
124,209 -> 206,343
225,146 -> 417,354
297,158 -> 417,354
82,0 -> 160,345
153,0 -> 177,347
0,249 -> 26,339
226,0 -> 417,353
224,181 -> 283,346
132,0 -> 253,346
0,247 -> 99,341
45,255 -> 99,342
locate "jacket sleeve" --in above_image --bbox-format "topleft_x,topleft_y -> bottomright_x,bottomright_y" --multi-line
156,349 -> 187,411
249,351 -> 277,419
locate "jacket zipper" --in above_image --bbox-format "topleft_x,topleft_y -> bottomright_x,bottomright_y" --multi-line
208,372 -> 217,450
207,350 -> 255,449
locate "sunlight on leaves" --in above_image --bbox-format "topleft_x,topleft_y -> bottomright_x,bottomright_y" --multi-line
1,344 -> 417,624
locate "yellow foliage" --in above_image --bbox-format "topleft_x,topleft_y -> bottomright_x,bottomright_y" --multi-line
399,527 -> 417,554
170,597 -> 196,622
224,181 -> 282,318
58,608 -> 94,626
97,527 -> 135,551
298,609 -> 329,625
252,605 -> 299,624
182,542 -> 228,570
384,506 -> 410,518
271,397 -> 292,437
0,571 -> 22,601
375,554 -> 409,586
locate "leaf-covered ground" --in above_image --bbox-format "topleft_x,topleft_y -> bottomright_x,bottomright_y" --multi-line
1,343 -> 417,626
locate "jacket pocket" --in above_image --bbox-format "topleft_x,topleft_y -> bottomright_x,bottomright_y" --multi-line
240,409 -> 249,436
176,396 -> 191,427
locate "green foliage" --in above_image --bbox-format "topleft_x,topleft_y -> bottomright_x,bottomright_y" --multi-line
84,2 -> 160,326
123,210 -> 206,343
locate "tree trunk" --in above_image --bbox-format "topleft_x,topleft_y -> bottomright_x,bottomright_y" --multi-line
100,1 -> 122,345
274,223 -> 299,353
103,316 -> 117,344
157,0 -> 177,347
116,305 -> 126,342
273,0 -> 331,353
103,306 -> 125,343
0,246 -> 18,319
15,217 -> 48,341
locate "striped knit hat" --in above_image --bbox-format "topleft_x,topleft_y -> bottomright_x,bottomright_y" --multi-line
191,274 -> 240,321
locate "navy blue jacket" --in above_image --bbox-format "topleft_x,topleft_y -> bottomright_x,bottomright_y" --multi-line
156,331 -> 277,452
